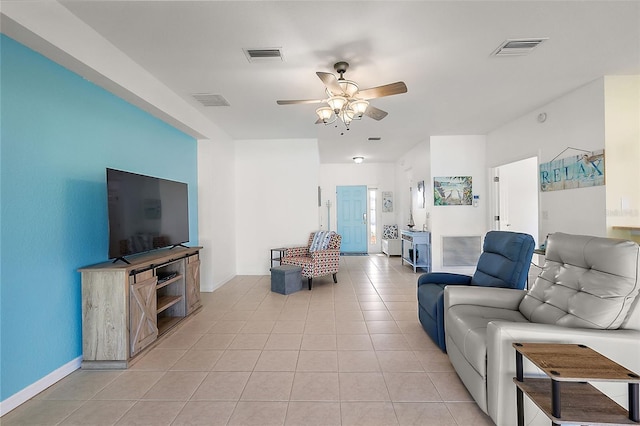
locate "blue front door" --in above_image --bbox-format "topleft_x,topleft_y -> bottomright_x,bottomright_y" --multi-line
337,185 -> 368,253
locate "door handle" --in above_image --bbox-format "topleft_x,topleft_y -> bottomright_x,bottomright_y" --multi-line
363,213 -> 367,224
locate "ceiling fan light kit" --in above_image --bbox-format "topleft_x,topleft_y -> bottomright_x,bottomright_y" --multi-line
340,109 -> 354,126
316,106 -> 336,124
278,61 -> 407,132
327,96 -> 348,114
317,96 -> 369,130
337,80 -> 359,97
351,99 -> 369,116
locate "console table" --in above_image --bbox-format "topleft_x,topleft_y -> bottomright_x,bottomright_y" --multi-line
400,230 -> 431,273
513,342 -> 640,425
79,246 -> 202,369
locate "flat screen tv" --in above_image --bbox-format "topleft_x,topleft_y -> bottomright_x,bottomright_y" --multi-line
106,168 -> 189,261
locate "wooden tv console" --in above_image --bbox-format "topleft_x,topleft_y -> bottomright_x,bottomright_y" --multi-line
79,246 -> 202,369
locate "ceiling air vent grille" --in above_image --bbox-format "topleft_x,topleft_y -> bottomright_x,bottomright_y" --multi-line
192,94 -> 230,107
368,137 -> 382,141
492,38 -> 548,56
243,47 -> 284,63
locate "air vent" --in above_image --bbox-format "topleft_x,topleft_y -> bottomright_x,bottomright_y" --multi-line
492,38 -> 548,56
243,47 -> 284,63
192,93 -> 230,107
368,137 -> 382,141
442,236 -> 481,266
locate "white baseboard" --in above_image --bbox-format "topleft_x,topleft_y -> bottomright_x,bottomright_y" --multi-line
0,356 -> 82,416
203,273 -> 235,292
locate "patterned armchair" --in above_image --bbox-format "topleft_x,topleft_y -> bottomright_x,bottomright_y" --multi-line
281,232 -> 342,290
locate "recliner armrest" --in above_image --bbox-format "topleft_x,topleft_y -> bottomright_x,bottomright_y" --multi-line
445,286 -> 525,311
417,272 -> 472,287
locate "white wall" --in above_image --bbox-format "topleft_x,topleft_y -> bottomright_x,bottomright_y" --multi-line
198,137 -> 237,291
487,79 -> 607,239
319,163 -> 396,252
605,76 -> 640,238
235,139 -> 320,275
395,141 -> 431,233
430,135 -> 488,273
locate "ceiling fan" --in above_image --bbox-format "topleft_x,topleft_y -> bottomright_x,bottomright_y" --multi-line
276,61 -> 407,130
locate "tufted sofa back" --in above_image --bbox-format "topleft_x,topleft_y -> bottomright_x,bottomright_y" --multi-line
519,232 -> 640,331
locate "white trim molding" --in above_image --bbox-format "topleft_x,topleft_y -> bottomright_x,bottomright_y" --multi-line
0,356 -> 82,416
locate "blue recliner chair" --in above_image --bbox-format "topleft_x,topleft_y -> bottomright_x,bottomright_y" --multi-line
417,231 -> 535,352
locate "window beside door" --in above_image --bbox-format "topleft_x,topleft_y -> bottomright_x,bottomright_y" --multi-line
369,189 -> 377,244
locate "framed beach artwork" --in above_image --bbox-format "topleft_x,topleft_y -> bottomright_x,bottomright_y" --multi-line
434,176 -> 473,206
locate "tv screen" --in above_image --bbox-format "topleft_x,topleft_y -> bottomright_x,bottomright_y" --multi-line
106,168 -> 189,259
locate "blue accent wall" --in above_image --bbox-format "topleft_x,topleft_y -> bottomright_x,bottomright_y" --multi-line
0,35 -> 198,401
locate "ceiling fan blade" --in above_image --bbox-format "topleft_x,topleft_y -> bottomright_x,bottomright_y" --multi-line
364,105 -> 388,121
317,72 -> 344,95
358,82 -> 407,99
277,99 -> 324,105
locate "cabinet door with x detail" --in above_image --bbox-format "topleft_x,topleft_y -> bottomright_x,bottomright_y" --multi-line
129,273 -> 158,357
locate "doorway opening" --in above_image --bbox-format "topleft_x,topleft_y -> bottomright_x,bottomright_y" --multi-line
491,156 -> 539,245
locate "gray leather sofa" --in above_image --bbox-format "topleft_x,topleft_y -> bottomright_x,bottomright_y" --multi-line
444,232 -> 640,426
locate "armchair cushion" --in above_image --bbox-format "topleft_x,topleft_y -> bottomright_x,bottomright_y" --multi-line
416,231 -> 534,351
446,303 -> 528,377
281,232 -> 342,290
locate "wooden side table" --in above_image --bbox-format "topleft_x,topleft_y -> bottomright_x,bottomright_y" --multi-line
513,342 -> 640,425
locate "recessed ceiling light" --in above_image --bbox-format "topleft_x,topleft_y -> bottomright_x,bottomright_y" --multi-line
353,156 -> 364,164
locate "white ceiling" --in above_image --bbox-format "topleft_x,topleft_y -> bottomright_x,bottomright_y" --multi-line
51,1 -> 640,163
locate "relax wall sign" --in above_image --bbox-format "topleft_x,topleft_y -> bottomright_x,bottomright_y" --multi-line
539,149 -> 605,192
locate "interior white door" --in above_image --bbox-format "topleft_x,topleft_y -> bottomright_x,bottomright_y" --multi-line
496,157 -> 539,245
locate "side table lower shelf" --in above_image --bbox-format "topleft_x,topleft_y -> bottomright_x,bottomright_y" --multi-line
514,378 -> 638,425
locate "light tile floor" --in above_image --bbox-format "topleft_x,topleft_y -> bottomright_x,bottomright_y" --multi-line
2,254 -> 496,425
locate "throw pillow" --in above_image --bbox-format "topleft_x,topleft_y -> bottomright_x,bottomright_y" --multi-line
309,231 -> 335,252
383,225 -> 398,240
